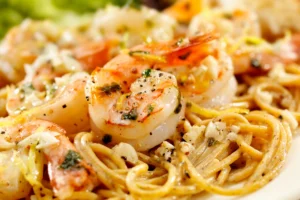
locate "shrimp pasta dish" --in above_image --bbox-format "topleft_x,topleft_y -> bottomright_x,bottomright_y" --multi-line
1,0 -> 300,199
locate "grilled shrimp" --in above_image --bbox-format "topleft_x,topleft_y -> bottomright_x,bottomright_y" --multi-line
0,120 -> 97,199
86,33 -> 236,150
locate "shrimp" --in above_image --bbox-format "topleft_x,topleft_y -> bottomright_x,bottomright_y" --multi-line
0,150 -> 31,199
6,72 -> 90,135
87,5 -> 177,48
0,20 -> 60,86
229,33 -> 300,75
0,19 -> 114,89
86,33 -> 236,150
73,39 -> 117,73
0,120 -> 97,199
5,42 -> 84,115
188,8 -> 300,75
87,67 -> 184,151
127,33 -> 236,107
188,8 -> 261,41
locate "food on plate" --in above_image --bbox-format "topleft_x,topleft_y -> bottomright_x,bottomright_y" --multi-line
0,1 -> 299,199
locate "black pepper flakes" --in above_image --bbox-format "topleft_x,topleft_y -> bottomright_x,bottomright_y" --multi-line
122,108 -> 138,120
148,165 -> 155,171
184,170 -> 191,178
178,52 -> 191,60
102,134 -> 112,144
62,104 -> 67,109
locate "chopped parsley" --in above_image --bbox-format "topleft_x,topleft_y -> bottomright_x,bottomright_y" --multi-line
102,134 -> 112,144
207,137 -> 219,147
99,82 -> 121,95
175,38 -> 184,47
60,150 -> 82,170
142,69 -> 152,78
122,108 -> 138,120
20,82 -> 35,96
147,104 -> 154,115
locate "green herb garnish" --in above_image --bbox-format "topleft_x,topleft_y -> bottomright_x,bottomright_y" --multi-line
60,150 -> 82,170
175,38 -> 184,47
147,104 -> 154,115
99,82 -> 121,95
142,69 -> 152,78
122,108 -> 138,120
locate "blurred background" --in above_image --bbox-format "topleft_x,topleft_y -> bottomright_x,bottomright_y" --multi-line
0,0 -> 175,38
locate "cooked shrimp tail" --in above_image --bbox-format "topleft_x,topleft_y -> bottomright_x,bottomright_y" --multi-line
0,120 -> 97,199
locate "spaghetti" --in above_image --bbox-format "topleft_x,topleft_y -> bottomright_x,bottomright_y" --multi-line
0,1 -> 299,200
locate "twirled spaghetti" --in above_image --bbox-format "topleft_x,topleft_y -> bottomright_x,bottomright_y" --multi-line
0,1 -> 299,200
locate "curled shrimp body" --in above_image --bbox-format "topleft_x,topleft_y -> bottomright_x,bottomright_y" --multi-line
87,67 -> 184,151
87,33 -> 236,150
0,20 -> 60,86
0,120 -> 97,199
226,33 -> 300,75
6,72 -> 90,135
188,8 -> 300,75
127,33 -> 236,107
0,20 -> 114,89
88,5 -> 177,48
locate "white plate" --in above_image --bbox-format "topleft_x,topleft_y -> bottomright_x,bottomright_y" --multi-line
195,135 -> 300,200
